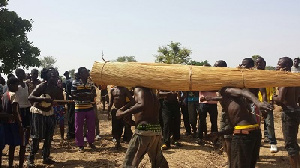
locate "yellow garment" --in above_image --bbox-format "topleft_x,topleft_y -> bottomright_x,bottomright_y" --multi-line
258,87 -> 274,103
234,124 -> 259,130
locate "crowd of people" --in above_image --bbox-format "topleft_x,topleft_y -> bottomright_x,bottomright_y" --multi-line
0,56 -> 299,168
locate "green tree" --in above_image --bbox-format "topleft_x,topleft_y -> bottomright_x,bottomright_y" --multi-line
0,0 -> 40,74
69,69 -> 75,79
116,56 -> 137,62
265,66 -> 275,70
40,56 -> 57,69
251,55 -> 261,61
188,60 -> 210,66
155,41 -> 191,64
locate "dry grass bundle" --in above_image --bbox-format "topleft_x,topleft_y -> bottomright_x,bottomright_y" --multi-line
90,61 -> 300,91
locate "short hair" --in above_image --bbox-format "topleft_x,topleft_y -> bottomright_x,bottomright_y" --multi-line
0,77 -> 5,85
7,77 -> 19,87
63,71 -> 69,76
281,57 -> 293,68
31,69 -> 38,74
15,68 -> 24,76
243,58 -> 254,68
215,60 -> 227,67
294,58 -> 300,61
41,67 -> 57,81
78,67 -> 87,75
256,57 -> 266,64
7,74 -> 15,80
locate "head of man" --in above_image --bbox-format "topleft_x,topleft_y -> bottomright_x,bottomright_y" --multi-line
7,74 -> 15,80
15,68 -> 26,81
214,60 -> 227,67
239,58 -> 254,69
276,57 -> 293,72
255,57 -> 266,70
78,67 -> 89,81
293,58 -> 300,68
31,69 -> 39,81
57,79 -> 63,88
0,77 -> 5,85
41,67 -> 59,85
63,71 -> 70,78
7,77 -> 19,92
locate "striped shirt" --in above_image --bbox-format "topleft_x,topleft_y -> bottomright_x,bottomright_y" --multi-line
71,79 -> 94,112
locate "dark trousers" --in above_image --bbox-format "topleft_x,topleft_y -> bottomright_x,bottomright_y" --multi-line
188,101 -> 199,132
180,104 -> 191,134
162,101 -> 181,147
111,109 -> 132,142
282,111 -> 300,156
67,103 -> 75,138
29,114 -> 55,162
231,130 -> 261,168
198,103 -> 218,139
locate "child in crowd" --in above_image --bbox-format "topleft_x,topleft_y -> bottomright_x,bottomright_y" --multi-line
0,77 -> 26,167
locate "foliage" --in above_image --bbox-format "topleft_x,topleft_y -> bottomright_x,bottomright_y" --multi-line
265,66 -> 275,70
39,56 -> 57,69
0,0 -> 40,74
155,41 -> 191,64
116,56 -> 137,62
69,69 -> 75,79
188,60 -> 210,66
251,55 -> 261,61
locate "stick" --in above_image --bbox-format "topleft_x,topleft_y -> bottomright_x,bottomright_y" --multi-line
53,100 -> 96,104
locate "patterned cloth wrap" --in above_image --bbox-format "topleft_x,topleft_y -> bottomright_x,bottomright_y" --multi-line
53,105 -> 65,126
136,124 -> 162,133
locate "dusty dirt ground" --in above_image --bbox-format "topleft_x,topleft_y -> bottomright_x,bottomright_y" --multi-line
1,95 -> 300,168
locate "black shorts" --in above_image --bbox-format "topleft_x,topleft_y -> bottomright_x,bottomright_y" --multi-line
231,129 -> 261,168
20,107 -> 31,128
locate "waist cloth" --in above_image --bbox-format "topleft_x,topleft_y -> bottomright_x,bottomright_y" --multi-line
135,124 -> 162,136
234,124 -> 260,135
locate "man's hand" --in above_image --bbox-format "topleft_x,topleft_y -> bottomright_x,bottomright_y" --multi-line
116,109 -> 124,119
43,97 -> 53,103
257,102 -> 273,111
200,96 -> 206,102
206,132 -> 219,142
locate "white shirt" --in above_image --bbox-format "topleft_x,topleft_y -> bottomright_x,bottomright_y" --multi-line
291,66 -> 300,73
15,82 -> 31,108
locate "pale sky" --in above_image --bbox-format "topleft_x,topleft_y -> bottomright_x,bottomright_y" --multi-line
8,0 -> 300,75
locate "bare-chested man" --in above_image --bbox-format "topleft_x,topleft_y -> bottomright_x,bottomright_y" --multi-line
116,87 -> 169,168
207,87 -> 273,168
108,86 -> 134,148
28,67 -> 64,167
273,57 -> 300,168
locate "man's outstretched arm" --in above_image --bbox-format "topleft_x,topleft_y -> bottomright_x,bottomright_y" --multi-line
222,87 -> 273,111
116,88 -> 144,118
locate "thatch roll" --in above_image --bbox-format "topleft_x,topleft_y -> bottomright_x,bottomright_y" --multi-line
90,61 -> 300,91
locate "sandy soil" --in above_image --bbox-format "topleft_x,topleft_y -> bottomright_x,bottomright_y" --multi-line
1,100 -> 299,168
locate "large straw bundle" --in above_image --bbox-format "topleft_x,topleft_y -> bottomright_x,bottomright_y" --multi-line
90,61 -> 300,91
